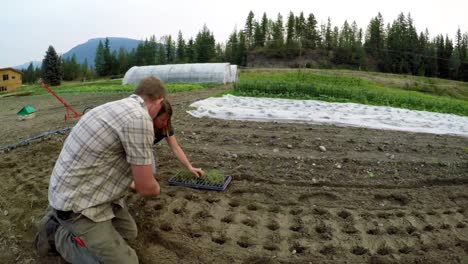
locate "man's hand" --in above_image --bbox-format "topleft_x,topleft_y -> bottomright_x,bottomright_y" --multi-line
131,164 -> 160,197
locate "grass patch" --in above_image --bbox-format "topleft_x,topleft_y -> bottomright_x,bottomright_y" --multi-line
233,71 -> 468,116
16,80 -> 222,96
171,169 -> 225,185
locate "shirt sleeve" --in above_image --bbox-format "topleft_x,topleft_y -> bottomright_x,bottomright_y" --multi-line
120,117 -> 154,165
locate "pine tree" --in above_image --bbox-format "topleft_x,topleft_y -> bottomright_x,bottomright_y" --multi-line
225,29 -> 239,63
117,48 -> 128,74
271,13 -> 284,49
364,13 -> 385,59
157,43 -> 167,65
103,38 -> 112,76
304,13 -> 318,49
460,32 -> 468,81
244,11 -> 255,49
164,35 -> 175,63
324,17 -> 333,50
95,41 -> 105,75
260,12 -> 269,47
237,31 -> 248,66
253,21 -> 263,48
286,11 -> 296,47
176,31 -> 186,63
186,38 -> 196,63
42,45 -> 62,86
295,12 -> 306,46
24,63 -> 34,83
194,24 -> 216,63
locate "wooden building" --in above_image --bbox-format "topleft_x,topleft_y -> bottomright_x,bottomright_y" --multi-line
0,68 -> 23,92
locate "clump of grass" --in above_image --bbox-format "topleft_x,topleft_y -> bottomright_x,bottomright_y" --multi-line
171,169 -> 224,185
204,169 -> 224,185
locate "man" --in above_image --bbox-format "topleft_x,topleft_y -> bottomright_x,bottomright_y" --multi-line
35,76 -> 167,263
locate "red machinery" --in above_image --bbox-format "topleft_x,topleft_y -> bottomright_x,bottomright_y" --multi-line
38,79 -> 83,120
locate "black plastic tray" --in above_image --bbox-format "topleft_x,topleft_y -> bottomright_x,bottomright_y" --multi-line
168,175 -> 232,191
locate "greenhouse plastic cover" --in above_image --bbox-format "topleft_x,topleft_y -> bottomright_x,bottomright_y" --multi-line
187,95 -> 468,137
123,63 -> 234,84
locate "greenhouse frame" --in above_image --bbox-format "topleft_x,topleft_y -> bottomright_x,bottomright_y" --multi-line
123,63 -> 236,85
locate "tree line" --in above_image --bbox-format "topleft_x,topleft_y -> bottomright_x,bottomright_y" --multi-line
23,10 -> 468,85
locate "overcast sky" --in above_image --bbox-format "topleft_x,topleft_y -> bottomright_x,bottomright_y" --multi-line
1,0 -> 467,68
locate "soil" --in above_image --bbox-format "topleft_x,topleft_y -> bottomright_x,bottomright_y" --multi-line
0,86 -> 467,264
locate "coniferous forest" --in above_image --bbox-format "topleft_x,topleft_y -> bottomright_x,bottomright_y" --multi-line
22,11 -> 468,84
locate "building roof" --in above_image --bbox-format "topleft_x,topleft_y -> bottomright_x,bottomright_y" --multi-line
0,67 -> 23,75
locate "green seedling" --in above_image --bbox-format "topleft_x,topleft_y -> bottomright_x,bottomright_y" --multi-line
204,169 -> 224,185
367,170 -> 376,179
171,169 -> 225,185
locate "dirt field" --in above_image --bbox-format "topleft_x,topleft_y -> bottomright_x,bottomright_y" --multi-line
1,87 -> 468,264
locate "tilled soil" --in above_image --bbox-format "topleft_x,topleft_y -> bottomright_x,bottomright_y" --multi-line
0,87 -> 467,264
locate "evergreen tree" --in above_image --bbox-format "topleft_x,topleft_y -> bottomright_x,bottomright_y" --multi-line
94,41 -> 105,76
460,32 -> 468,81
253,21 -> 263,48
135,41 -> 147,66
164,35 -> 175,63
260,12 -> 269,47
176,31 -> 187,63
286,11 -> 296,47
295,12 -> 306,46
225,29 -> 239,63
194,24 -> 216,62
103,38 -> 113,75
271,13 -> 284,49
63,54 -> 80,81
81,58 -> 92,80
244,11 -> 255,49
24,63 -> 34,83
41,45 -> 62,86
324,17 -> 333,50
332,26 -> 339,50
157,43 -> 167,65
186,38 -> 196,63
304,13 -> 319,49
147,36 -> 158,65
214,43 -> 224,62
117,48 -> 128,74
387,13 -> 409,73
364,13 -> 385,59
237,31 -> 248,66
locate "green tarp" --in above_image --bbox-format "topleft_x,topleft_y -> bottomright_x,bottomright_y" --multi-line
16,105 -> 36,116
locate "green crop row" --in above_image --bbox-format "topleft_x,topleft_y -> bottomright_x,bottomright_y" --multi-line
233,72 -> 468,116
18,80 -> 221,95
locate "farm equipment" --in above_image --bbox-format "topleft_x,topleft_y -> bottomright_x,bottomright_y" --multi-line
38,79 -> 89,120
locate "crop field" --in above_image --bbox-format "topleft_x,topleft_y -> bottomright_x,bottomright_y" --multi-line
0,70 -> 467,264
234,69 -> 468,116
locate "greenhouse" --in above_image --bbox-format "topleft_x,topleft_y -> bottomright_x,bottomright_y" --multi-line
230,65 -> 238,82
122,63 -> 234,84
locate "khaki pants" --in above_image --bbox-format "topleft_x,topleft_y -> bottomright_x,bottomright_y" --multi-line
54,204 -> 138,264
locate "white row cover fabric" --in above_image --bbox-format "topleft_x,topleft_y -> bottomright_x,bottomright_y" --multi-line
230,65 -> 238,82
122,63 -> 235,85
188,95 -> 468,137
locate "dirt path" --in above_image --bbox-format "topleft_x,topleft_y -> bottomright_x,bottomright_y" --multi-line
0,87 -> 467,263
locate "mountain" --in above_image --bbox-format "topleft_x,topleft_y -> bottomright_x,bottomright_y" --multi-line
62,37 -> 141,67
13,61 -> 42,70
13,37 -> 142,70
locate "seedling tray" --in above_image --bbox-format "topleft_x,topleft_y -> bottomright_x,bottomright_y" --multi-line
168,175 -> 232,191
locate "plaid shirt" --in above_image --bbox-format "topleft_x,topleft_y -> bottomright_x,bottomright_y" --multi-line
49,95 -> 154,222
